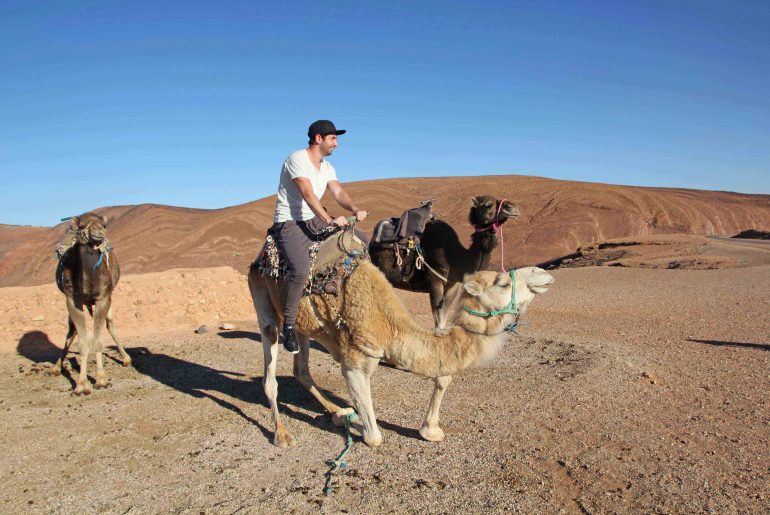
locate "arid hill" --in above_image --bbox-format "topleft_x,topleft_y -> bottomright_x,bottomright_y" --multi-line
1,175 -> 769,287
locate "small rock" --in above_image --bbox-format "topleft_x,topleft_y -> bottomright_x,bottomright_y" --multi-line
195,325 -> 209,334
220,323 -> 236,330
31,315 -> 45,321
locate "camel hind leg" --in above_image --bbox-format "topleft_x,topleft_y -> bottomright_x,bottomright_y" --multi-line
53,317 -> 77,375
419,375 -> 453,442
292,334 -> 356,427
105,305 -> 131,367
249,270 -> 295,447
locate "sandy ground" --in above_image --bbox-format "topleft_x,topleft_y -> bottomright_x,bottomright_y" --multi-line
1,256 -> 768,512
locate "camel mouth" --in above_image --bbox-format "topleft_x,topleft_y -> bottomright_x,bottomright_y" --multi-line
502,203 -> 520,220
526,270 -> 555,294
529,284 -> 551,294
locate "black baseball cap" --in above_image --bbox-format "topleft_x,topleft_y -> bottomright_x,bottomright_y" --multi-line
308,120 -> 346,139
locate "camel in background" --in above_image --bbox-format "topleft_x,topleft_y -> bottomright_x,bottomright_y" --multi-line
248,249 -> 553,448
55,212 -> 131,394
370,195 -> 519,329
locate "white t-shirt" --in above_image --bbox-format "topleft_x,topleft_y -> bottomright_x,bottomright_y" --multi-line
273,149 -> 338,223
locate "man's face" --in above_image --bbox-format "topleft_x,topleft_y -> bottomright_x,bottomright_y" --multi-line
318,134 -> 338,156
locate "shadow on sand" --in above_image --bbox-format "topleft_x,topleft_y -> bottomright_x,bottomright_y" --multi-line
17,331 -> 61,363
129,343 -> 363,441
217,330 -> 262,342
688,338 -> 769,352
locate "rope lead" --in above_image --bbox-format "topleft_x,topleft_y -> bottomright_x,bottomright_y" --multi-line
323,411 -> 357,495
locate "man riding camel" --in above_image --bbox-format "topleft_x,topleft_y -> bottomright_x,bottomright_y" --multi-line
270,120 -> 368,354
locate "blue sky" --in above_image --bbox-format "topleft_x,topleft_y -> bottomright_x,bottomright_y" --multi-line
1,0 -> 768,226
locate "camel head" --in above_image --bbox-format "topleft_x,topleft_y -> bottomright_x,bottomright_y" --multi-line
449,266 -> 554,334
71,212 -> 109,246
511,266 -> 555,317
469,196 -> 520,229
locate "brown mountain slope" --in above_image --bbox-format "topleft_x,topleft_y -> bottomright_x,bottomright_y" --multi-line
1,175 -> 769,287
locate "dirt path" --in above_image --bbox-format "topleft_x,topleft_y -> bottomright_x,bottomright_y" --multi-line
1,265 -> 768,513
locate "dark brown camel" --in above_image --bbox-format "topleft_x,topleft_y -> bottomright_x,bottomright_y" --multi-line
55,212 -> 131,395
370,196 -> 519,329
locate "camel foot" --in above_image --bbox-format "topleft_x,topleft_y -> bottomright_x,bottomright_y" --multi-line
95,371 -> 109,389
363,432 -> 383,447
419,424 -> 445,442
122,357 -> 132,368
47,366 -> 62,377
73,382 -> 92,396
273,429 -> 296,448
332,407 -> 359,427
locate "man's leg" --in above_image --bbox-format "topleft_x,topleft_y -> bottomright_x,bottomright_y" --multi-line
276,222 -> 313,354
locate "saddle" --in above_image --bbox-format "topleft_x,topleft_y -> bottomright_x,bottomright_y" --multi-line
370,200 -> 437,247
252,227 -> 368,296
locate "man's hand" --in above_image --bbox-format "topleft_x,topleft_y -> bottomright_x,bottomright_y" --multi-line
354,210 -> 368,222
331,215 -> 349,227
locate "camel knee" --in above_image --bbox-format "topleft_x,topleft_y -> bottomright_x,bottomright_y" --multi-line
263,375 -> 278,400
261,322 -> 279,344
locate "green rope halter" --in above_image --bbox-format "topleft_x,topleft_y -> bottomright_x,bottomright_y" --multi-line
462,269 -> 520,333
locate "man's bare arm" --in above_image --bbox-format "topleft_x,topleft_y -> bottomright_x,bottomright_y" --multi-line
327,180 -> 368,221
293,177 -> 334,224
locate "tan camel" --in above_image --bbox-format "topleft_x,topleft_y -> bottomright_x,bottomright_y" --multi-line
248,249 -> 553,448
55,212 -> 131,395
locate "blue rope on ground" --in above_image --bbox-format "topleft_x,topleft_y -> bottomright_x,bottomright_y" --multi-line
323,411 -> 357,495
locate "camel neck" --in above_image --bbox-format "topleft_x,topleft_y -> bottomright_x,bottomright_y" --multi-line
382,313 -> 507,378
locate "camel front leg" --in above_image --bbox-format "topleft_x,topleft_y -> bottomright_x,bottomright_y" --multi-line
428,276 -> 448,330
66,297 -> 91,395
53,318 -> 76,375
105,306 -> 131,367
342,357 -> 382,447
419,375 -> 453,442
292,333 -> 356,427
92,298 -> 110,389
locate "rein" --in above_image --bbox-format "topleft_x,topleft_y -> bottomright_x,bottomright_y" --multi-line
473,199 -> 508,272
462,268 -> 519,334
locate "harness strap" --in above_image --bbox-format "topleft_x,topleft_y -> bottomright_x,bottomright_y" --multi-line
462,269 -> 519,332
414,245 -> 448,283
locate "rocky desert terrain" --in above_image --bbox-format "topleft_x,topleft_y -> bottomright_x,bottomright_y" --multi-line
1,176 -> 768,513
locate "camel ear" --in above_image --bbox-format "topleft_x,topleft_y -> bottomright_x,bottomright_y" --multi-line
471,196 -> 480,207
463,280 -> 483,297
69,216 -> 80,229
99,214 -> 108,226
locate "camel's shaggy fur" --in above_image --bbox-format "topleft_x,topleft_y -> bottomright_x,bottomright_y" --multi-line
370,195 -> 520,329
248,250 -> 553,448
55,212 -> 131,394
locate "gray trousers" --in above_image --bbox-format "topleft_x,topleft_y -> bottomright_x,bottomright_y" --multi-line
272,217 -> 371,328
272,217 -> 327,327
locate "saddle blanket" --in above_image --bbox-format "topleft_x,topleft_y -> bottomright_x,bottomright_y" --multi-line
252,230 -> 368,296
